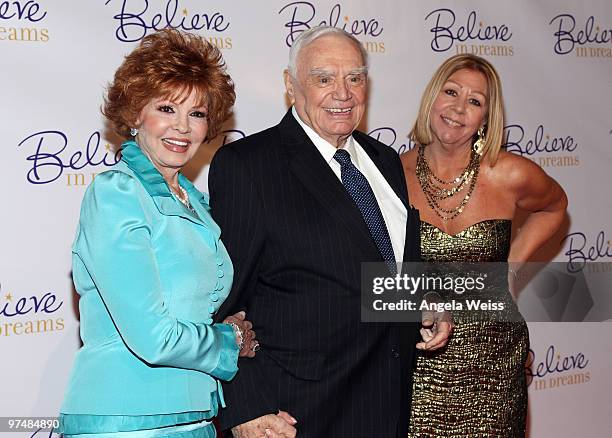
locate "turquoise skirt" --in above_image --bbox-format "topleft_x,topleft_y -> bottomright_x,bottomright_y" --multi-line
62,419 -> 215,438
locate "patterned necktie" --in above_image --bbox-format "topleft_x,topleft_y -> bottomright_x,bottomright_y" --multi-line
333,149 -> 397,275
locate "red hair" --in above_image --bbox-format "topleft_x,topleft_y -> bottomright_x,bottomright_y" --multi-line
103,29 -> 235,140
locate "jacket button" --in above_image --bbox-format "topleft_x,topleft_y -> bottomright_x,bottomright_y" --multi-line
391,349 -> 400,359
205,318 -> 213,324
210,293 -> 219,302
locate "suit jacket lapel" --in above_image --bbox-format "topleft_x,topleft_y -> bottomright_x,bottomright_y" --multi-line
279,111 -> 383,262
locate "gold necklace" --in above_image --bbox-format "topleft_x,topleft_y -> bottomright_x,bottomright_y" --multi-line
416,144 -> 480,221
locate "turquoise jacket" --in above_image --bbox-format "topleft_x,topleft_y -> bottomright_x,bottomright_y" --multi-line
60,141 -> 238,430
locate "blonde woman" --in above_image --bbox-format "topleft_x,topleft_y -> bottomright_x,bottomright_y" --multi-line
401,54 -> 567,437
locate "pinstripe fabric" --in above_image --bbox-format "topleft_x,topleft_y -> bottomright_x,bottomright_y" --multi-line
209,111 -> 421,438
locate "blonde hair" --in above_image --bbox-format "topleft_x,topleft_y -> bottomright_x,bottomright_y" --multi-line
410,54 -> 505,165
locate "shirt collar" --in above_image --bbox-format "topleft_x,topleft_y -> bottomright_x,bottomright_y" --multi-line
291,106 -> 357,164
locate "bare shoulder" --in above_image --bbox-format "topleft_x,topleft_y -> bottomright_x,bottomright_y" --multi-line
491,149 -> 538,172
488,150 -> 564,209
488,150 -> 548,189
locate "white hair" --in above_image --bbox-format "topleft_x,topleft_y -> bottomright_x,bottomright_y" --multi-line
287,26 -> 368,77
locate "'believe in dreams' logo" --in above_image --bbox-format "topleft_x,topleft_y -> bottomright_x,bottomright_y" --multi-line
18,131 -> 120,185
425,8 -> 512,53
0,1 -> 49,42
549,13 -> 611,55
562,231 -> 612,273
279,2 -> 383,47
0,1 -> 47,22
503,124 -> 578,157
104,0 -> 230,43
0,283 -> 65,338
18,129 -> 245,186
368,127 -> 415,155
525,344 -> 590,390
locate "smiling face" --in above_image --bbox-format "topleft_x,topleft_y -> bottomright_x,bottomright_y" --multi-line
135,89 -> 208,183
284,34 -> 367,147
429,68 -> 489,150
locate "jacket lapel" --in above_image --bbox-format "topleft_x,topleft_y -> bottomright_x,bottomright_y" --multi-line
279,111 -> 383,262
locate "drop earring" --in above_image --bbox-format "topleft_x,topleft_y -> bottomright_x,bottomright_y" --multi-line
473,126 -> 485,156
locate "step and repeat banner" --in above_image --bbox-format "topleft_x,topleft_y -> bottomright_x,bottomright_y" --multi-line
1,1 -> 611,436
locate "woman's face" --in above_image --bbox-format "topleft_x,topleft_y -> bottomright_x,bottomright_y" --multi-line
135,89 -> 208,181
429,68 -> 488,150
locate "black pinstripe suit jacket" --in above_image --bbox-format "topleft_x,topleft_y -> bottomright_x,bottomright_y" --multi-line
209,110 -> 421,438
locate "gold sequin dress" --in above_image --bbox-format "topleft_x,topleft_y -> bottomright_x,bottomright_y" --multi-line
408,219 -> 528,438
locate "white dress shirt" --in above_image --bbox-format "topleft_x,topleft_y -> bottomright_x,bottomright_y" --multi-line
292,107 -> 407,263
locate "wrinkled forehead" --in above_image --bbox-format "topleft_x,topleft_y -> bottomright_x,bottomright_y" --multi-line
297,35 -> 366,73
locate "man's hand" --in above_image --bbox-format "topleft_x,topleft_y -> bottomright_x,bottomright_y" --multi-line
416,292 -> 453,350
231,411 -> 297,438
224,311 -> 259,358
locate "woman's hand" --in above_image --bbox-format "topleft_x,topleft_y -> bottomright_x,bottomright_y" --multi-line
224,311 -> 259,358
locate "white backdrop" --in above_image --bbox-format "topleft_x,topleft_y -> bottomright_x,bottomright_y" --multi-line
1,1 -> 611,437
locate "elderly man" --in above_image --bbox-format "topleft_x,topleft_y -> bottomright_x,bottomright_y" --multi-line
210,26 -> 451,438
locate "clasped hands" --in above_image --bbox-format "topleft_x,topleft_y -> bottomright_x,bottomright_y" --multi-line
229,300 -> 452,437
224,311 -> 259,358
231,411 -> 297,438
223,312 -> 297,438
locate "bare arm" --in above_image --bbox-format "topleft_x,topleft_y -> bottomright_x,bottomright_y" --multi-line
505,154 -> 568,267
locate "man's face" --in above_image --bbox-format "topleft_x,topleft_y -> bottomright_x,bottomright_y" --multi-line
284,34 -> 367,147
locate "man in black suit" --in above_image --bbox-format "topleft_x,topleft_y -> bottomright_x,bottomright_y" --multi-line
210,26 -> 451,438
